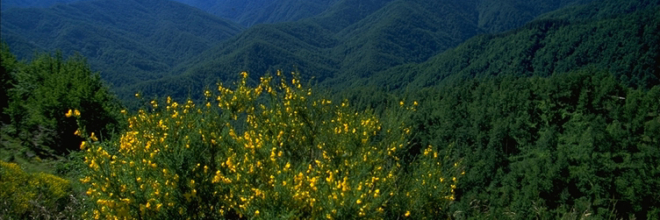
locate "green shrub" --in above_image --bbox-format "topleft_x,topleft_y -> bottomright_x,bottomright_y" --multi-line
0,160 -> 76,219
78,72 -> 463,219
2,47 -> 122,156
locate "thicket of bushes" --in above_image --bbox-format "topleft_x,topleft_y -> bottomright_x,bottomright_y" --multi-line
2,42 -> 659,219
78,72 -> 462,219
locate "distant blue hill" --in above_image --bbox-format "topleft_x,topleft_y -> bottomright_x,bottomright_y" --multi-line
1,0 -> 92,10
171,0 -> 341,27
1,0 -> 244,88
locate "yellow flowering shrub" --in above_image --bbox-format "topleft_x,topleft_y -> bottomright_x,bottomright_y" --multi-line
0,160 -> 72,218
79,72 -> 462,219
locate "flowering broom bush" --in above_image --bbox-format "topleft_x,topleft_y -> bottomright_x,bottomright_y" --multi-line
77,72 -> 463,219
0,160 -> 74,218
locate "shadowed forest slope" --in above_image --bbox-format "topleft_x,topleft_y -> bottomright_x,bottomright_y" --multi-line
126,0 -> 590,100
1,0 -> 243,88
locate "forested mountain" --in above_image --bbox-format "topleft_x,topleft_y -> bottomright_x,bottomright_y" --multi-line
171,0 -> 341,27
2,0 -> 597,100
335,1 -> 660,217
127,0 -> 590,100
1,0 -> 243,88
2,0 -> 660,219
406,69 -> 660,219
352,0 -> 659,92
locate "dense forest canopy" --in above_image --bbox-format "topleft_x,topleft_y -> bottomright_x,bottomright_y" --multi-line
1,0 -> 244,89
2,0 -> 600,102
1,0 -> 659,219
351,3 -> 660,93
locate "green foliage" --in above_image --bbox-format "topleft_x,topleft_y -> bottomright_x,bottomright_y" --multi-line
1,0 -> 659,219
362,1 -> 659,90
1,0 -> 244,89
79,72 -> 462,219
2,0 -> 590,102
130,0 -> 584,102
2,45 -> 123,156
405,69 -> 660,219
0,160 -> 79,219
1,43 -> 18,124
172,0 -> 341,27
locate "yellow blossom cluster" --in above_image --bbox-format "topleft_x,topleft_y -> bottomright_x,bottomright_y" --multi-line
0,161 -> 72,217
79,71 -> 462,219
65,109 -> 81,118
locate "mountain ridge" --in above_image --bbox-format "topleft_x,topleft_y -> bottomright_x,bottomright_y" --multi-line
3,0 -> 647,102
1,0 -> 244,88
143,0 -> 592,98
349,0 -> 660,93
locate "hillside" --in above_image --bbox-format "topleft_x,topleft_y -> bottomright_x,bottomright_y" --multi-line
352,0 -> 660,92
2,0 -> 596,101
172,0 -> 341,27
128,0 -> 589,100
0,0 -> 243,88
2,0 -> 660,219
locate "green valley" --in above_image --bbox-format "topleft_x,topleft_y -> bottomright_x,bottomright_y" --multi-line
1,0 -> 659,219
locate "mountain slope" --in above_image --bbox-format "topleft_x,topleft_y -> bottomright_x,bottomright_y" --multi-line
355,1 -> 660,91
330,0 -> 480,79
1,0 -> 244,87
172,0 -> 341,27
475,0 -> 593,33
2,0 -> 602,102
140,0 -> 589,98
126,0 -> 396,98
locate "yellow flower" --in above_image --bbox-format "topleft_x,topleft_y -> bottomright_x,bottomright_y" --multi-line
74,109 -> 81,117
284,162 -> 291,170
405,211 -> 410,217
90,132 -> 98,142
65,109 -> 73,117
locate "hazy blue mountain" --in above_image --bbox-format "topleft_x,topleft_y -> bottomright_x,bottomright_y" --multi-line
123,0 -> 396,99
1,0 -> 243,88
171,0 -> 341,27
141,0 -> 590,98
1,0 -> 609,102
1,0 -> 92,11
